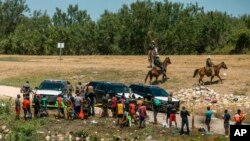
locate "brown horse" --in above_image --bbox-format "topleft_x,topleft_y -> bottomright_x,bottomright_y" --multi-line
145,57 -> 171,84
193,61 -> 228,84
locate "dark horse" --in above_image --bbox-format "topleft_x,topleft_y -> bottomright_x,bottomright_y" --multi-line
145,57 -> 171,84
193,61 -> 228,84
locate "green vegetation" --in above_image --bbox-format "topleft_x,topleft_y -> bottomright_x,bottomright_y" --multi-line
0,0 -> 249,55
0,98 -> 229,141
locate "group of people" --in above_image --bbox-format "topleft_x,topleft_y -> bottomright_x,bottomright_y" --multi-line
16,81 -> 97,120
107,95 -> 148,128
204,106 -> 246,137
15,80 -> 246,137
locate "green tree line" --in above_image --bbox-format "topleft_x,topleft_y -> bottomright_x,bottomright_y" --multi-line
0,0 -> 249,55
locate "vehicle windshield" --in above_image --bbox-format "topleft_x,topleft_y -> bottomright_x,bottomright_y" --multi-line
113,85 -> 129,93
150,88 -> 169,97
39,82 -> 64,91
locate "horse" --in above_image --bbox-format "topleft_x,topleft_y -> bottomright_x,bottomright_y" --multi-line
193,61 -> 228,84
145,57 -> 171,84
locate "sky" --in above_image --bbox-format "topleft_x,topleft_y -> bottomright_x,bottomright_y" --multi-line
25,0 -> 250,21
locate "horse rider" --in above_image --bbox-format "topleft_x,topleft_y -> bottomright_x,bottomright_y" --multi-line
206,56 -> 214,76
154,55 -> 163,72
148,40 -> 158,68
151,40 -> 159,67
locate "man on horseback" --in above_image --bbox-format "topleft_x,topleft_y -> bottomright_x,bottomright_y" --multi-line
154,55 -> 163,72
206,56 -> 214,76
148,40 -> 158,68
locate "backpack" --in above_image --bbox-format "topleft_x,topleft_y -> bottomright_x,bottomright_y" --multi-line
153,98 -> 161,107
117,103 -> 124,115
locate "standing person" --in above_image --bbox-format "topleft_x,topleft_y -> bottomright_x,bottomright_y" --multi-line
138,103 -> 147,128
20,81 -> 32,99
129,100 -> 136,124
67,93 -> 75,106
111,95 -> 117,117
223,109 -> 231,137
41,95 -> 48,116
205,106 -> 213,133
82,98 -> 89,119
67,81 -> 74,95
137,97 -> 143,109
169,104 -> 178,128
87,86 -> 96,116
234,109 -> 245,125
180,106 -> 190,135
101,93 -> 109,117
33,94 -> 40,118
152,96 -> 160,124
74,93 -> 82,117
120,94 -> 126,104
117,100 -> 125,127
75,82 -> 84,96
55,95 -> 65,118
15,94 -> 21,120
23,97 -> 31,120
166,96 -> 173,126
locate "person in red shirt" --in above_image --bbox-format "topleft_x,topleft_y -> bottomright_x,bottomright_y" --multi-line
138,103 -> 147,128
129,100 -> 136,124
55,95 -> 65,118
111,96 -> 117,117
23,97 -> 31,120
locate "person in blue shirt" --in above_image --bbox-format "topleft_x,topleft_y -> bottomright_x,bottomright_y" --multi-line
205,106 -> 213,133
223,109 -> 230,137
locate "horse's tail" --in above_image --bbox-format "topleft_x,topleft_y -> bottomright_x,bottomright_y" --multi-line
193,69 -> 199,78
145,71 -> 151,83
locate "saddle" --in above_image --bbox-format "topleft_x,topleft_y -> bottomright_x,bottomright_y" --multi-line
205,67 -> 213,76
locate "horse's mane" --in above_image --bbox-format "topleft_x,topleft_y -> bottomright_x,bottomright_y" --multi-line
214,62 -> 224,68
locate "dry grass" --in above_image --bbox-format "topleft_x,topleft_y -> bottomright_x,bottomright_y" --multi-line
0,55 -> 249,96
1,55 -> 249,118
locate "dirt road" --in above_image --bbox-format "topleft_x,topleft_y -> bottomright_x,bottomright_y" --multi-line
0,85 -> 232,135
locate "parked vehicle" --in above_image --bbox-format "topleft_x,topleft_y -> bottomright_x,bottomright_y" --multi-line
129,83 -> 180,111
85,81 -> 105,91
94,82 -> 143,102
35,80 -> 70,105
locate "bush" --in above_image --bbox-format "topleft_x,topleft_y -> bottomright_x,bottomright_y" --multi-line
0,99 -> 12,115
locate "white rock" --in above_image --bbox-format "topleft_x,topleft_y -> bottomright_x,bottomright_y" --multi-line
145,135 -> 153,141
196,91 -> 201,95
1,126 -> 6,131
76,137 -> 81,141
45,135 -> 50,141
3,129 -> 9,134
